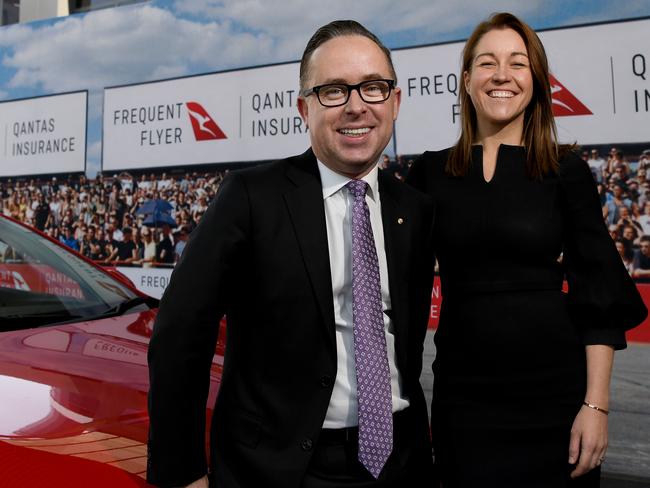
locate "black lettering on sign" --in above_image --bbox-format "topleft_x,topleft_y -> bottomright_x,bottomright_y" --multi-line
140,128 -> 183,146
634,89 -> 650,112
251,117 -> 307,137
406,74 -> 458,97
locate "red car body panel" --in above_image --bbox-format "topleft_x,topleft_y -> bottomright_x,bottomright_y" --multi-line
0,215 -> 225,486
0,310 -> 225,486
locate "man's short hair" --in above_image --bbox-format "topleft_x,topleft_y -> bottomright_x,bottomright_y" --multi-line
299,19 -> 396,91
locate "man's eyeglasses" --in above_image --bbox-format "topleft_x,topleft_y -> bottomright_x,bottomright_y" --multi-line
301,79 -> 395,107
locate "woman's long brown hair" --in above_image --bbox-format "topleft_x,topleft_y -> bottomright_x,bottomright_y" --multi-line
447,12 -> 565,179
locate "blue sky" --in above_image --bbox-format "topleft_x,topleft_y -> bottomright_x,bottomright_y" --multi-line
1,0 -> 649,175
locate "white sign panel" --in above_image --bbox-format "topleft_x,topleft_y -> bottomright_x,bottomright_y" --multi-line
102,64 -> 309,171
393,42 -> 463,153
394,18 -> 650,153
116,266 -> 172,299
540,20 -> 650,145
0,91 -> 87,177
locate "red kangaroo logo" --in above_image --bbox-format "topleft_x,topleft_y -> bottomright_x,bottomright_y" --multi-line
186,102 -> 227,140
549,74 -> 592,117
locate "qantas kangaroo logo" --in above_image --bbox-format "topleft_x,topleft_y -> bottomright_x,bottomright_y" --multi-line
11,271 -> 30,291
186,102 -> 227,141
549,74 -> 592,117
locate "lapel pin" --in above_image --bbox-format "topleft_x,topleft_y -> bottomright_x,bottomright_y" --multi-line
397,217 -> 404,225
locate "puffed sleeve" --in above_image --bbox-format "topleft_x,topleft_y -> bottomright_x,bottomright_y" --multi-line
560,152 -> 647,349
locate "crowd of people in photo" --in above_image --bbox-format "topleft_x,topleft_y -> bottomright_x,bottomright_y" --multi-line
0,170 -> 226,267
586,147 -> 650,282
1,146 -> 650,275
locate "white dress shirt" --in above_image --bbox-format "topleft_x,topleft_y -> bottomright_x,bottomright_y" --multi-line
317,161 -> 409,429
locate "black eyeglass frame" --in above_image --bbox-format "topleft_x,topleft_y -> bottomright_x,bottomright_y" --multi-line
301,79 -> 396,107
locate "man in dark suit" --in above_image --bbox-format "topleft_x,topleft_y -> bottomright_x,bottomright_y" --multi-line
147,20 -> 435,488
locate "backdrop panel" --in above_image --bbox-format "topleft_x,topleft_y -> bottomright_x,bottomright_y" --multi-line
0,92 -> 87,177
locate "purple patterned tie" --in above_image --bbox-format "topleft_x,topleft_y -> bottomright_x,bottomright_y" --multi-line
346,179 -> 393,479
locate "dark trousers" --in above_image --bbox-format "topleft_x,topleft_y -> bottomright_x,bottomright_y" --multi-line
301,408 -> 435,488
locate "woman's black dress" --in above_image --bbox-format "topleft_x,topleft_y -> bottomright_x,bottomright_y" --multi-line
407,145 -> 647,488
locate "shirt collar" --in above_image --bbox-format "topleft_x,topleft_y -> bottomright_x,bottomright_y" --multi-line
316,159 -> 380,203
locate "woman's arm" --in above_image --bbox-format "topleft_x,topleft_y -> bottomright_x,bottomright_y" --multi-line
569,344 -> 614,478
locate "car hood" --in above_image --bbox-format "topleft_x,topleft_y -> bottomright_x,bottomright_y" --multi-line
0,309 -> 222,485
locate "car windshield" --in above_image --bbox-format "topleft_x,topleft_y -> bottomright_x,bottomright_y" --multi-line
0,217 -> 143,331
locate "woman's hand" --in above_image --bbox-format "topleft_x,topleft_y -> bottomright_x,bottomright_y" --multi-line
568,405 -> 608,478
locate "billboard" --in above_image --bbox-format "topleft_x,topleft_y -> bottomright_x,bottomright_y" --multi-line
102,63 -> 309,171
0,91 -> 87,177
395,18 -> 650,153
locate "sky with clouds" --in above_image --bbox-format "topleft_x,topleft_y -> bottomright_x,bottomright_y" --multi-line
1,0 -> 649,175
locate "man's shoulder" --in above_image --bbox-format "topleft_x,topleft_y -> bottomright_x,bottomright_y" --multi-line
222,149 -> 316,192
231,150 -> 312,176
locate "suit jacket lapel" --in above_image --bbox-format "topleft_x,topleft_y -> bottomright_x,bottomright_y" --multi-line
378,171 -> 409,371
284,150 -> 336,352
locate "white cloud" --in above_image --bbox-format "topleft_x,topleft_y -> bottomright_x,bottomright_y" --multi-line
87,139 -> 102,160
171,0 -> 547,52
85,140 -> 102,177
4,0 -> 639,103
2,0 -> 648,102
86,158 -> 101,178
0,23 -> 33,46
1,3 -> 276,95
88,90 -> 103,121
554,1 -> 650,29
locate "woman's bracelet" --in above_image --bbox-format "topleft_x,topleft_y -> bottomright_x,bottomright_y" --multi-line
583,401 -> 609,415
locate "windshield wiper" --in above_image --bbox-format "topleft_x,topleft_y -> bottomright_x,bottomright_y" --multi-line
102,296 -> 156,317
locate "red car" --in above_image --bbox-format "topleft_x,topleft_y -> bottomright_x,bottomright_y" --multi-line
0,215 -> 224,487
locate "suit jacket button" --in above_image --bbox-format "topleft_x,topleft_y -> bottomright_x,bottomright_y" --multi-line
301,439 -> 313,451
320,375 -> 332,388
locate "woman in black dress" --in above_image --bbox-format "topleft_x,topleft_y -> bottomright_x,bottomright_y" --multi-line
407,13 -> 647,488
